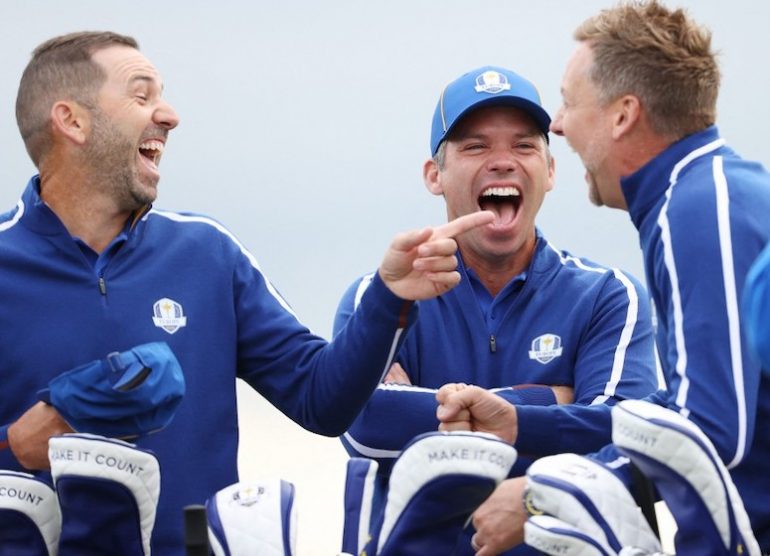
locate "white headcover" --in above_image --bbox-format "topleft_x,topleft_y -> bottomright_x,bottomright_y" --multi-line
49,433 -> 160,556
525,453 -> 661,555
0,470 -> 61,555
341,458 -> 379,555
207,480 -> 297,556
612,399 -> 760,556
378,431 -> 516,552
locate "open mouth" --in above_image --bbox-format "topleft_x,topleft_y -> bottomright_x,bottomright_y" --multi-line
138,140 -> 164,170
478,186 -> 521,227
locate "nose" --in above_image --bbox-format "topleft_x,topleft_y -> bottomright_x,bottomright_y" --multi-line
549,108 -> 564,136
154,98 -> 180,130
487,146 -> 517,173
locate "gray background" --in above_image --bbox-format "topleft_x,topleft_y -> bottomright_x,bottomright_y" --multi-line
2,1 -> 768,553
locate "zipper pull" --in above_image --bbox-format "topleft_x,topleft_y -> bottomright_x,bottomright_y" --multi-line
98,277 -> 107,295
490,335 -> 497,353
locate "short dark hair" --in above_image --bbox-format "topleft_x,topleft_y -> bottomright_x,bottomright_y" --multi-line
575,0 -> 719,138
16,31 -> 139,167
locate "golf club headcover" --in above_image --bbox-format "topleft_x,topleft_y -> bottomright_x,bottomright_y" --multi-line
363,431 -> 516,556
0,470 -> 60,555
49,433 -> 160,556
206,480 -> 297,556
340,457 -> 379,555
525,515 -> 672,556
37,341 -> 185,439
524,453 -> 661,555
612,399 -> 761,556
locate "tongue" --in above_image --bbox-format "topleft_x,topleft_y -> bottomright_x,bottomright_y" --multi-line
139,150 -> 158,171
479,199 -> 516,226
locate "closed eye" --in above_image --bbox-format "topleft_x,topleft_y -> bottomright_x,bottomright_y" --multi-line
463,143 -> 487,151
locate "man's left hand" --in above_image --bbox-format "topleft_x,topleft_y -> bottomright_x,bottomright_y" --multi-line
470,477 -> 527,555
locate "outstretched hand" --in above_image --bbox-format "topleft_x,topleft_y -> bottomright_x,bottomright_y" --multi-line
379,211 -> 493,300
436,383 -> 519,444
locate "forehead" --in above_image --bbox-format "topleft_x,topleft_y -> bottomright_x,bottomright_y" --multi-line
450,106 -> 541,139
91,45 -> 162,86
562,42 -> 594,91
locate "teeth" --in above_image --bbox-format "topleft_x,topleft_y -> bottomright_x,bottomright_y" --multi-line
481,187 -> 519,197
139,140 -> 164,152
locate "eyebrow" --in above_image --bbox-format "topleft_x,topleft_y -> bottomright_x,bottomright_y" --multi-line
130,74 -> 164,92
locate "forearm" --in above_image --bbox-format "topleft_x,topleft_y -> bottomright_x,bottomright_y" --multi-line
343,384 -> 440,467
241,272 -> 416,437
515,403 -> 613,457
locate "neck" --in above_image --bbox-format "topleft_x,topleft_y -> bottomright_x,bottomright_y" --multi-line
618,122 -> 678,184
460,235 -> 536,297
39,165 -> 132,254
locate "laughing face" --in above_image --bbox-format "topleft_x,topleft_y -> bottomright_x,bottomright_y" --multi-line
86,45 -> 179,210
424,106 -> 554,272
550,42 -> 624,209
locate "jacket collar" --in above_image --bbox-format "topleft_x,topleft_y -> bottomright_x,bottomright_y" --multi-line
621,126 -> 724,230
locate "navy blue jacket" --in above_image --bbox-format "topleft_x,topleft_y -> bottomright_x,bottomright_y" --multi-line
621,126 -> 770,548
335,234 -> 657,476
0,176 -> 415,554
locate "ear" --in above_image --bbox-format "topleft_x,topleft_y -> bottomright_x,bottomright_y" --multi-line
611,95 -> 641,140
545,152 -> 556,193
50,101 -> 91,146
423,158 -> 444,196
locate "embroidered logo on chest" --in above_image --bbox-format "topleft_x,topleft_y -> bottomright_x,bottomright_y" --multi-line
528,334 -> 563,364
152,298 -> 187,335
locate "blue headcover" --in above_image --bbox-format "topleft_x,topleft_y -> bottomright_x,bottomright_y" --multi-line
38,342 -> 185,438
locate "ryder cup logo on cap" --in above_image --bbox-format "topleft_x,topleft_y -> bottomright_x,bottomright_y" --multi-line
475,70 -> 511,94
431,65 -> 551,156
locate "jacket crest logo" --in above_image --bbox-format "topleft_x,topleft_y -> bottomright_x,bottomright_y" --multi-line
528,334 -> 563,364
152,298 -> 187,335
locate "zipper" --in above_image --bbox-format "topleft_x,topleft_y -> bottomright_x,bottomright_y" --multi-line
490,334 -> 497,353
98,276 -> 107,296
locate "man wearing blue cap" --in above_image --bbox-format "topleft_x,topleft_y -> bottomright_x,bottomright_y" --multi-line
0,31 -> 493,554
438,2 -> 770,554
334,66 -> 657,554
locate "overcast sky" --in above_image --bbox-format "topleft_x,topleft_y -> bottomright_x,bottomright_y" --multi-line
3,0 -> 769,339
2,1 -> 769,552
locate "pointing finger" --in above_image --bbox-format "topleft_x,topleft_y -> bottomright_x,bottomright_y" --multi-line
433,211 -> 494,239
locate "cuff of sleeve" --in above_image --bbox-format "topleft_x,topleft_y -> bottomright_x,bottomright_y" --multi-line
0,423 -> 9,451
361,271 -> 417,328
510,386 -> 556,406
515,405 -> 563,454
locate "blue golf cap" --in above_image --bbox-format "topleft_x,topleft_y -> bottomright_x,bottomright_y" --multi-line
38,342 -> 185,439
430,66 -> 551,156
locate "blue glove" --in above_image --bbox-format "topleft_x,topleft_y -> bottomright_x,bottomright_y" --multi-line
38,341 -> 185,438
744,241 -> 770,372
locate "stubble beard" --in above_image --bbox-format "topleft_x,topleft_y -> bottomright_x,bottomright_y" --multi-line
86,110 -> 158,211
586,172 -> 604,207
